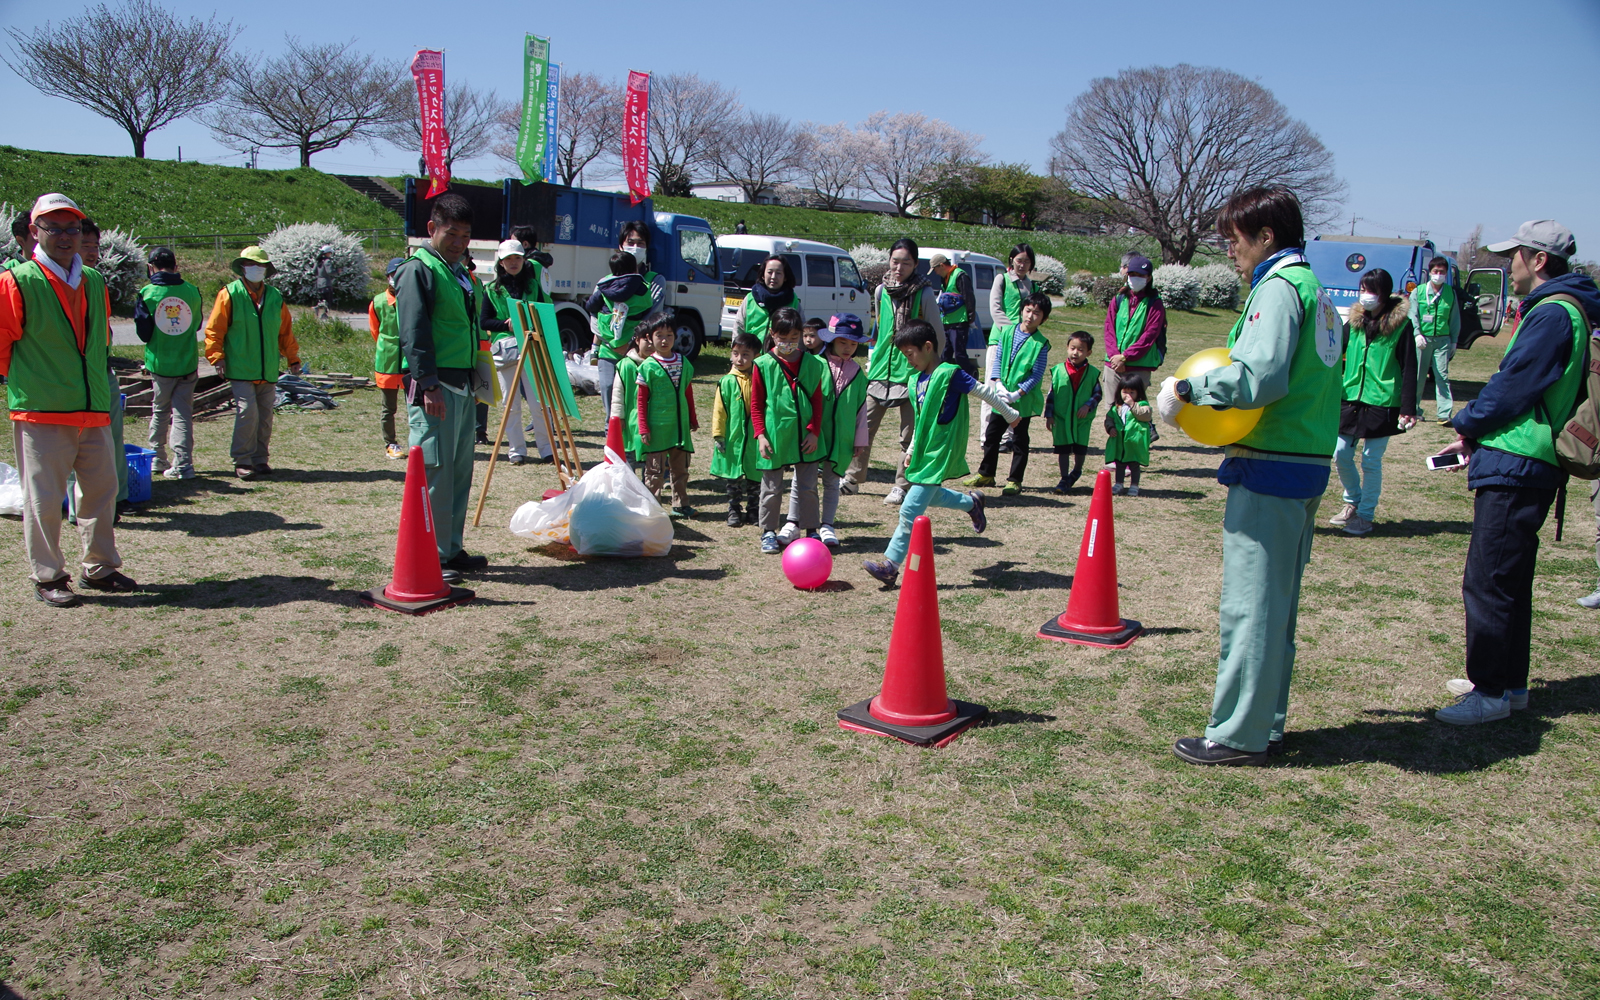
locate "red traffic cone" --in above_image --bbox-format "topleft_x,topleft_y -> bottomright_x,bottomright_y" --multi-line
1038,468 -> 1142,648
605,416 -> 625,463
360,445 -> 475,615
838,515 -> 987,747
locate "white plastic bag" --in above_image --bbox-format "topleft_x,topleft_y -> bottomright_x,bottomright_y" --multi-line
565,355 -> 601,396
0,462 -> 22,516
568,449 -> 674,557
509,488 -> 573,546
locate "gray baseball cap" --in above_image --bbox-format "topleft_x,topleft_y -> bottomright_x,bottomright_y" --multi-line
1486,220 -> 1576,260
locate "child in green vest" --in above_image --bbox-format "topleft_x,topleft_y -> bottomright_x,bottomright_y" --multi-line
862,320 -> 1019,587
811,314 -> 871,549
606,324 -> 657,473
752,307 -> 826,553
967,292 -> 1052,495
1104,376 -> 1153,495
1330,269 -> 1418,536
803,317 -> 827,355
1044,330 -> 1103,494
133,246 -> 203,479
711,332 -> 762,527
636,313 -> 697,518
369,257 -> 407,459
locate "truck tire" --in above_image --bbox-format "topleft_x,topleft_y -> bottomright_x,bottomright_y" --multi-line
674,310 -> 705,362
555,308 -> 590,355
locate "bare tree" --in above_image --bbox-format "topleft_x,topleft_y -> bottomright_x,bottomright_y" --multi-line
496,71 -> 622,186
798,122 -> 864,210
647,72 -> 741,197
857,111 -> 982,217
710,111 -> 806,202
1049,64 -> 1345,264
3,0 -> 239,158
206,37 -> 409,169
386,80 -> 511,172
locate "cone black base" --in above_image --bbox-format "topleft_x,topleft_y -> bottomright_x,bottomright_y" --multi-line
1037,615 -> 1143,649
359,586 -> 476,616
836,697 -> 988,747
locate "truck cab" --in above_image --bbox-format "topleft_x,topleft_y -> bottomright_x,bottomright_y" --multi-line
716,235 -> 869,338
1305,234 -> 1510,350
404,179 -> 722,360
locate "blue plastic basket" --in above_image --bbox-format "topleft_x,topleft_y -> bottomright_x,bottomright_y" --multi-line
124,444 -> 155,503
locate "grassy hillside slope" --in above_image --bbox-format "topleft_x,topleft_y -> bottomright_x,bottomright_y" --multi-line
0,146 -> 401,238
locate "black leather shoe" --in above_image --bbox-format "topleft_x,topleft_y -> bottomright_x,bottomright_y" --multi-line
440,567 -> 463,585
1173,737 -> 1269,767
82,570 -> 138,592
34,577 -> 81,607
444,551 -> 488,572
1268,738 -> 1284,756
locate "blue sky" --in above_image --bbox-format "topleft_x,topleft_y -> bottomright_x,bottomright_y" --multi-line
3,0 -> 1597,253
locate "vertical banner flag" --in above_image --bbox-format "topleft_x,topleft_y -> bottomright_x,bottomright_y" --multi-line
515,34 -> 550,184
624,70 -> 651,205
542,63 -> 560,184
411,50 -> 450,198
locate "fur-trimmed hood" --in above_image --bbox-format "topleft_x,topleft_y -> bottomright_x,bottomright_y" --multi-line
1348,294 -> 1410,335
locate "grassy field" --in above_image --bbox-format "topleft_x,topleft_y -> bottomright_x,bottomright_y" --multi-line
0,147 -> 402,239
2,303 -> 1597,999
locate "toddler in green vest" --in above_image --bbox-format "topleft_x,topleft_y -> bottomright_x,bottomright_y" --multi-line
635,313 -> 697,518
968,292 -> 1052,495
605,323 -> 659,474
1044,330 -> 1103,494
710,332 -> 762,527
1104,376 -> 1153,496
808,314 -> 872,549
751,308 -> 827,553
133,246 -> 203,479
862,320 -> 1019,587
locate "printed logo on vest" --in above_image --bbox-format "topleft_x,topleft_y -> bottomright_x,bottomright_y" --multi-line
157,296 -> 193,336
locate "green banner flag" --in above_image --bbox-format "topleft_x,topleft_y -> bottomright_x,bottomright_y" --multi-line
514,34 -> 550,184
510,301 -> 580,421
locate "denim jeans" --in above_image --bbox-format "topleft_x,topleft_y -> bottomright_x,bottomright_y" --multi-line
1334,433 -> 1389,520
884,483 -> 972,566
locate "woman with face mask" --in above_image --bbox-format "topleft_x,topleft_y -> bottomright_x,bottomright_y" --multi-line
734,255 -> 800,340
1101,253 -> 1167,411
1329,268 -> 1418,536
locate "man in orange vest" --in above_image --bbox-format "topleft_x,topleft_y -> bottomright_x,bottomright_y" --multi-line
0,194 -> 137,607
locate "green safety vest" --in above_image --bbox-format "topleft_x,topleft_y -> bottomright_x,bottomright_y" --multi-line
1227,262 -> 1343,458
485,282 -> 528,343
754,352 -> 825,469
1342,309 -> 1409,408
617,355 -> 643,460
906,363 -> 970,484
739,290 -> 796,341
637,355 -> 695,454
1114,293 -> 1164,369
1416,283 -> 1457,339
818,362 -> 868,476
941,267 -> 969,325
1000,273 -> 1026,325
1477,298 -> 1588,467
372,291 -> 405,375
222,280 -> 286,382
866,286 -> 913,385
992,324 -> 1049,419
600,287 -> 655,362
1049,361 -> 1100,447
138,279 -> 202,378
1105,404 -> 1152,465
3,261 -> 112,416
709,371 -> 760,482
410,247 -> 480,370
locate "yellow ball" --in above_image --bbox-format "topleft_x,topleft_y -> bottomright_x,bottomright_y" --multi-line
1171,348 -> 1261,447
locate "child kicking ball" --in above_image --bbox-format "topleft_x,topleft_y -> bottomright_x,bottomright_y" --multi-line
862,320 -> 1019,587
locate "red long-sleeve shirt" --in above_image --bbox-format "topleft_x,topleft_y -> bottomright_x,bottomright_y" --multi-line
749,353 -> 822,438
1103,290 -> 1166,363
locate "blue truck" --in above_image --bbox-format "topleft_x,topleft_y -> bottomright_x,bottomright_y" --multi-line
1305,235 -> 1511,350
405,179 -> 722,359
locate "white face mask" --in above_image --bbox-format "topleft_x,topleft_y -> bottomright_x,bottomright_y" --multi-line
1429,272 -> 1446,286
242,265 -> 266,283
1128,275 -> 1148,292
1358,292 -> 1381,310
626,245 -> 647,266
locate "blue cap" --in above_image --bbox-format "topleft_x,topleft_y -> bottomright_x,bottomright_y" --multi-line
820,313 -> 868,343
1125,254 -> 1153,276
385,257 -> 404,276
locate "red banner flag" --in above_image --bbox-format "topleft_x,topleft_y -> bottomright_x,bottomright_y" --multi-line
412,50 -> 450,198
624,70 -> 651,205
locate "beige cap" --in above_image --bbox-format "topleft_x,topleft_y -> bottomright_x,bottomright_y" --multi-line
31,193 -> 84,222
928,253 -> 950,268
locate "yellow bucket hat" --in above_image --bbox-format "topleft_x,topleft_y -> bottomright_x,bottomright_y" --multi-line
230,245 -> 275,278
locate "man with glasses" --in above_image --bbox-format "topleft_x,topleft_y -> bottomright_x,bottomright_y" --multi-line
0,193 -> 136,607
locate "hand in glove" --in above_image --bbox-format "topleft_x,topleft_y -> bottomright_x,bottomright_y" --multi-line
1156,377 -> 1185,427
1415,333 -> 1428,349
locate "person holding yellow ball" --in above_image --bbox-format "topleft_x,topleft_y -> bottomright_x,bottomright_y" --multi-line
1155,186 -> 1344,767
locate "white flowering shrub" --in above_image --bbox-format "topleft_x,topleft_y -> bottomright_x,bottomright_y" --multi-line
0,203 -> 19,265
850,243 -> 889,287
1058,284 -> 1089,307
1033,253 -> 1067,295
1071,270 -> 1096,291
95,228 -> 149,307
257,223 -> 371,306
1153,264 -> 1200,311
1195,263 -> 1242,309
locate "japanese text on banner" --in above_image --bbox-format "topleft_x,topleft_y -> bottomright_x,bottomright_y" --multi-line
624,71 -> 651,205
411,50 -> 449,198
515,35 -> 550,183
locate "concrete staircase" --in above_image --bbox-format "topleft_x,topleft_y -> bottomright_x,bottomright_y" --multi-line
334,175 -> 405,217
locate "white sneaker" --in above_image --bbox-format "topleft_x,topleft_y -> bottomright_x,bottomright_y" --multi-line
776,521 -> 800,546
1328,502 -> 1356,526
1578,588 -> 1600,610
883,486 -> 906,506
162,467 -> 194,480
1436,690 -> 1511,726
1445,679 -> 1528,710
817,524 -> 839,549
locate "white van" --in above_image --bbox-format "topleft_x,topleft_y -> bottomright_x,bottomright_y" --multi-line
717,235 -> 870,338
914,247 -> 1005,357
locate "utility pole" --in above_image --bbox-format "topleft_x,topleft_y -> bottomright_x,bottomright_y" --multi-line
1350,215 -> 1357,236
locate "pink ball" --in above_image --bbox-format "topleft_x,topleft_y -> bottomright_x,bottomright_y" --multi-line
782,537 -> 833,589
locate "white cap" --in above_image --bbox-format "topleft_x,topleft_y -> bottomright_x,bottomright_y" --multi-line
31,192 -> 84,222
495,239 -> 525,262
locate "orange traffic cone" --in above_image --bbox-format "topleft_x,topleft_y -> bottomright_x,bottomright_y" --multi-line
837,515 -> 988,747
360,446 -> 475,615
1038,468 -> 1142,648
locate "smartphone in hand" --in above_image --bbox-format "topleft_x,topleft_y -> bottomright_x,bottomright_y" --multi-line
1426,453 -> 1467,471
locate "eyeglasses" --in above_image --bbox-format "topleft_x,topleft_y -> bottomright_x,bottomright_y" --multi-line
36,224 -> 83,237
